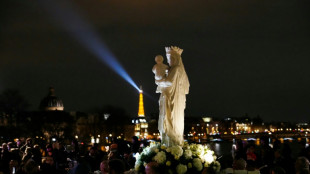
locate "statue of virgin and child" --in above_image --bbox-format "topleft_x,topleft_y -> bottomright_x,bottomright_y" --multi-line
152,46 -> 190,147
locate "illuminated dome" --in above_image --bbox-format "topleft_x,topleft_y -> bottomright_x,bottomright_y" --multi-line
39,87 -> 64,111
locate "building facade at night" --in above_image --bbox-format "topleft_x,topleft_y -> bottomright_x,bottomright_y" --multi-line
1,87 -> 310,144
184,115 -> 310,143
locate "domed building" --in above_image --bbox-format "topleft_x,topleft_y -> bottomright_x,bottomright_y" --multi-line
39,87 -> 64,111
30,87 -> 73,142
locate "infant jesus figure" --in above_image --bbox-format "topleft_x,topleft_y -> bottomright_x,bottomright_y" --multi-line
152,55 -> 169,93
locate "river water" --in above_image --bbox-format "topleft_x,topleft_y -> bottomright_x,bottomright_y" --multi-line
205,138 -> 308,168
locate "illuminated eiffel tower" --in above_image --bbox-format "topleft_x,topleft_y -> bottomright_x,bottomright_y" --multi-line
132,86 -> 148,139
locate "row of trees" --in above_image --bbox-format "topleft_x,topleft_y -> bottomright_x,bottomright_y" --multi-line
0,89 -> 29,139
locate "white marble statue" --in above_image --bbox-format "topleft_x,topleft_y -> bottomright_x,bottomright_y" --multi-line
154,46 -> 190,146
152,55 -> 169,93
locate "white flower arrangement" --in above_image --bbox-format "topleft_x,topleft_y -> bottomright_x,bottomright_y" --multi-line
134,142 -> 220,174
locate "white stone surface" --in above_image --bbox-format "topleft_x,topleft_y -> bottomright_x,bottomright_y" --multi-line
154,46 -> 190,146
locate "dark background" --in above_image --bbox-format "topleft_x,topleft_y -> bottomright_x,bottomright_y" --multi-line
1,0 -> 309,122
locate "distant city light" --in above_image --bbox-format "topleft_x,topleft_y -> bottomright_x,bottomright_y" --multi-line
202,117 -> 212,123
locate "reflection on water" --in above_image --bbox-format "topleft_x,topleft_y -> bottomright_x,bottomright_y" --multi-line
214,143 -> 220,154
206,138 -> 308,160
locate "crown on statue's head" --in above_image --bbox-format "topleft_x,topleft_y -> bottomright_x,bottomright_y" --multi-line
165,46 -> 183,56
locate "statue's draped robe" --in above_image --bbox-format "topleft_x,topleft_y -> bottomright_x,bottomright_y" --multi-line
158,55 -> 189,146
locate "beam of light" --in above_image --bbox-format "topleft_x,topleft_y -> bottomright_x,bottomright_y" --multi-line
40,0 -> 139,91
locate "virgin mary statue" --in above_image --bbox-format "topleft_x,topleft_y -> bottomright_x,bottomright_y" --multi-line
156,46 -> 190,146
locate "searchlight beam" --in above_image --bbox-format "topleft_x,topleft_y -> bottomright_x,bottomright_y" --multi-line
41,0 -> 139,91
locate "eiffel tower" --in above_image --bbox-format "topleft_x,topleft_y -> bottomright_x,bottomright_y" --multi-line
132,86 -> 148,139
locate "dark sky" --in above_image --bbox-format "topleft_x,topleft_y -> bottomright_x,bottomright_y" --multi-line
1,0 -> 310,122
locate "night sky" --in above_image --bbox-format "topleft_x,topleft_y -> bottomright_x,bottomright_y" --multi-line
1,0 -> 310,122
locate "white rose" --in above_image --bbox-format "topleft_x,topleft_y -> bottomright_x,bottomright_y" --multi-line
193,158 -> 203,171
176,164 -> 187,174
183,149 -> 192,160
153,151 -> 166,164
203,152 -> 214,164
170,145 -> 183,159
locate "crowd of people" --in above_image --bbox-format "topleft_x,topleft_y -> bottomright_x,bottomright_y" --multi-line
223,137 -> 310,174
0,136 -> 142,174
1,136 -> 310,174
